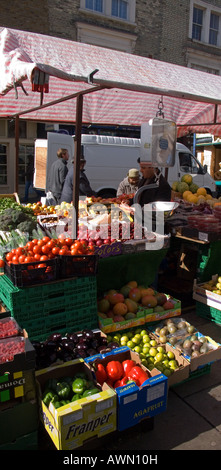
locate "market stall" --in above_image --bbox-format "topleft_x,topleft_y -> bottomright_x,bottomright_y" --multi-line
1,27 -> 221,451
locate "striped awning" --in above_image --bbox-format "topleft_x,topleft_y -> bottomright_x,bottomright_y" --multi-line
1,27 -> 221,136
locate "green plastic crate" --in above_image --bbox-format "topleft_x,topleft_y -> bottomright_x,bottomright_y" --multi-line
0,430 -> 38,450
0,275 -> 97,317
196,301 -> 221,325
21,305 -> 99,341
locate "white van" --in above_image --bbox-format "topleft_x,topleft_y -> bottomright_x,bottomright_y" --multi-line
34,133 -> 217,197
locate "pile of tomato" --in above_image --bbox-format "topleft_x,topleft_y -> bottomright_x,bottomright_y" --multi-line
5,235 -> 95,267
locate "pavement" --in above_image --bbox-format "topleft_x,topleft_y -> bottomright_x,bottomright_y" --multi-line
38,306 -> 221,454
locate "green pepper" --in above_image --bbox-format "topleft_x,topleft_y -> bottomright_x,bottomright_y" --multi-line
43,391 -> 56,407
53,401 -> 62,409
72,378 -> 87,394
56,381 -> 71,399
70,394 -> 82,402
60,400 -> 70,406
82,388 -> 100,397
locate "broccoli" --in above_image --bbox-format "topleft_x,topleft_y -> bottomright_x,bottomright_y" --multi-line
17,220 -> 37,234
0,212 -> 14,231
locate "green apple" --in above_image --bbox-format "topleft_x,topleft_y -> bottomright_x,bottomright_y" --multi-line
150,339 -> 157,347
155,352 -> 164,362
157,346 -> 165,354
167,350 -> 175,360
147,356 -> 155,364
134,345 -> 142,354
169,360 -> 178,369
141,358 -> 148,367
121,335 -> 129,343
154,362 -> 164,372
127,340 -> 134,348
142,335 -> 151,344
132,336 -> 140,345
140,329 -> 148,336
149,347 -> 157,357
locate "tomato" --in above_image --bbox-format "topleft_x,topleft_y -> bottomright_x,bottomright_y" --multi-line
37,239 -> 45,247
34,253 -> 41,261
38,263 -> 46,268
59,248 -> 68,256
26,241 -> 35,251
33,244 -> 41,254
42,236 -> 50,244
41,244 -> 50,255
0,259 -> 5,268
47,239 -> 56,249
47,252 -> 55,259
6,252 -> 13,262
11,248 -> 17,256
58,233 -> 66,241
40,255 -> 48,261
24,256 -> 34,263
71,248 -> 78,256
52,246 -> 60,256
15,247 -> 24,257
18,255 -> 26,263
12,255 -> 19,263
73,240 -> 82,250
32,239 -> 39,245
65,238 -> 73,247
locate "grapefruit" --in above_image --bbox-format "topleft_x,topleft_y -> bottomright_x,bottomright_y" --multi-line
181,174 -> 192,185
196,187 -> 207,197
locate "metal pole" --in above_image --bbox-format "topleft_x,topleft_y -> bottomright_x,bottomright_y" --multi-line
15,116 -> 19,193
72,93 -> 83,239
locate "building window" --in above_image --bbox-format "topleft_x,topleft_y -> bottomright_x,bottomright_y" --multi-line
18,145 -> 34,185
85,0 -> 103,12
112,0 -> 128,20
209,13 -> 219,45
0,144 -> 7,185
192,6 -> 203,40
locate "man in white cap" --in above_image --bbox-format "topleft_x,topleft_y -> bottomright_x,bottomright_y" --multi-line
117,168 -> 140,196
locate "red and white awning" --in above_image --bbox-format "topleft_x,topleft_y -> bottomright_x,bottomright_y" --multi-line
1,27 -> 221,136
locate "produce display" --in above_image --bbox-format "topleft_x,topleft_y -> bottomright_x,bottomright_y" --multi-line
32,329 -> 112,370
42,372 -> 100,409
98,280 -> 175,323
201,276 -> 221,294
172,175 -> 219,206
94,357 -> 151,389
175,334 -> 213,358
0,336 -> 25,364
106,329 -> 180,377
151,317 -> 197,344
0,317 -> 21,338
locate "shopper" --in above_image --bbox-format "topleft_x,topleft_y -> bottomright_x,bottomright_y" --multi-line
60,155 -> 96,203
137,158 -> 171,206
117,168 -> 140,196
47,148 -> 69,204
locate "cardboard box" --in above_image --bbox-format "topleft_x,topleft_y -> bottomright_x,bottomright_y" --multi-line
174,332 -> 221,372
163,342 -> 190,387
98,309 -> 145,334
0,400 -> 39,445
86,346 -> 168,431
35,359 -> 117,450
140,295 -> 181,324
193,275 -> 221,311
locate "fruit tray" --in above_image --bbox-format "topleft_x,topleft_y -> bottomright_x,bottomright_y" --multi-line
0,336 -> 25,364
0,317 -> 22,339
4,257 -> 59,287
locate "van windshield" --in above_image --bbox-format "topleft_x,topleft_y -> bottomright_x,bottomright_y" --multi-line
179,152 -> 204,175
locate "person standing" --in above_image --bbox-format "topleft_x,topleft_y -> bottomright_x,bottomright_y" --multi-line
48,148 -> 69,204
60,155 -> 96,203
137,158 -> 171,206
117,168 -> 140,196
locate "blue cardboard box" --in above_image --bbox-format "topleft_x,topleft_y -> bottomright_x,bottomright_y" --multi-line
86,346 -> 168,431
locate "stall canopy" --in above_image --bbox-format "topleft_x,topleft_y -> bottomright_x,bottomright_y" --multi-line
1,27 -> 221,137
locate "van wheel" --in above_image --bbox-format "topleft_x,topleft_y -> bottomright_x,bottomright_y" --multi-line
98,189 -> 117,198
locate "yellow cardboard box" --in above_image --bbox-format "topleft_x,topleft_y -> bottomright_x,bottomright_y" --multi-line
35,359 -> 116,450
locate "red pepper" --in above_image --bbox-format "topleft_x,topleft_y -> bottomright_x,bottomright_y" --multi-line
106,360 -> 124,381
122,359 -> 136,376
95,363 -> 107,385
126,365 -> 150,386
113,379 -> 121,388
